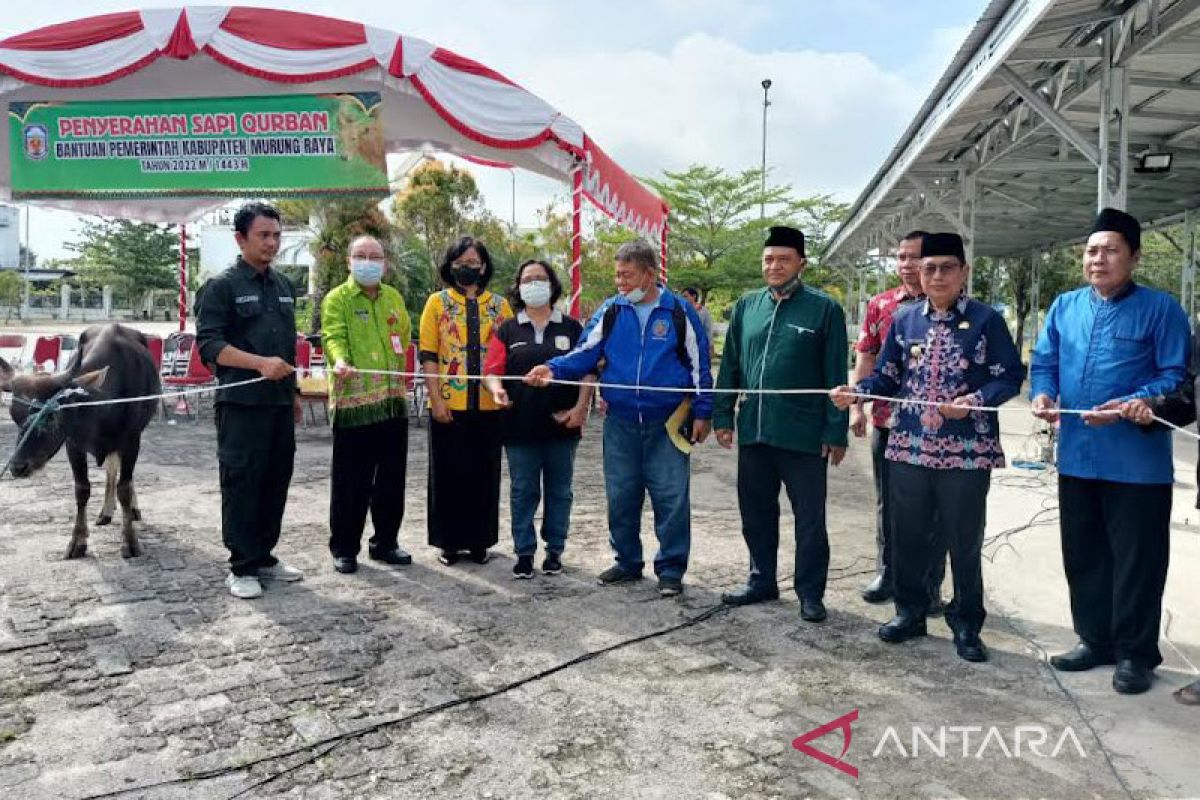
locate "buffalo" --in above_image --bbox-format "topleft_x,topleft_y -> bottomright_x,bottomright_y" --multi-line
0,324 -> 159,559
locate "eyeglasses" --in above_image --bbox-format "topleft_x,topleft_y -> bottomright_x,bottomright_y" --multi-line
920,263 -> 962,276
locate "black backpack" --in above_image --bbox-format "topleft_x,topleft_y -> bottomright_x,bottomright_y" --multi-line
600,295 -> 692,371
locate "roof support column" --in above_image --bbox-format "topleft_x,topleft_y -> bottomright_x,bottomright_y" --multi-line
1031,249 -> 1042,352
1097,32 -> 1130,210
959,169 -> 977,293
1183,209 -> 1197,323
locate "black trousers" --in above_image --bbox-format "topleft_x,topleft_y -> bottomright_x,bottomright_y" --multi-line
427,410 -> 502,552
889,462 -> 989,632
216,404 -> 295,576
873,426 -> 946,600
329,416 -> 408,558
737,444 -> 829,601
1058,476 -> 1172,667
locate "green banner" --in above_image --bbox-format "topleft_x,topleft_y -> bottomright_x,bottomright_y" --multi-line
9,93 -> 388,199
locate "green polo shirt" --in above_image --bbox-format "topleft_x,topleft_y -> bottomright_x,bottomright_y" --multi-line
714,284 -> 849,454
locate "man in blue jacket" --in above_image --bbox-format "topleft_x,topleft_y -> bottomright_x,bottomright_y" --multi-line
1031,208 -> 1191,695
525,240 -> 713,597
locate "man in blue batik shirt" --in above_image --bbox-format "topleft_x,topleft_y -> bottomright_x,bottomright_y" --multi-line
1030,207 -> 1191,696
833,232 -> 1025,664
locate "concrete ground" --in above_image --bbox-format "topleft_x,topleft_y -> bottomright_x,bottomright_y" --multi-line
0,326 -> 1197,798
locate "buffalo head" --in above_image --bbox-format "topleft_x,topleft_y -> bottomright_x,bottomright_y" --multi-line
0,356 -> 109,478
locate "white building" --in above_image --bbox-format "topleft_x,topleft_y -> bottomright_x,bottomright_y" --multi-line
0,204 -> 19,268
197,204 -> 315,291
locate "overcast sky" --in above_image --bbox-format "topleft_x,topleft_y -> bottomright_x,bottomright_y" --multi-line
1,1 -> 985,260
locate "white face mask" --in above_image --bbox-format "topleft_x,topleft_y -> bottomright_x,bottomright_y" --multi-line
350,258 -> 384,287
623,286 -> 647,304
519,280 -> 553,308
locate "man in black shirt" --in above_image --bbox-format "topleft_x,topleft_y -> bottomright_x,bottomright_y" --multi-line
196,202 -> 302,599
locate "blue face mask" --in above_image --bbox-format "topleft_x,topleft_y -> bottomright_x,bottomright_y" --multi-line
350,258 -> 384,287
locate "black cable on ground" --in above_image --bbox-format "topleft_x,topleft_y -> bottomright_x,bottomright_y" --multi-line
980,491 -> 1135,800
76,603 -> 730,800
996,613 -> 1136,800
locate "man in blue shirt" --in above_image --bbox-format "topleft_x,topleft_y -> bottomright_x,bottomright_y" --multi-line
1030,208 -> 1190,695
833,232 -> 1025,663
525,240 -> 713,597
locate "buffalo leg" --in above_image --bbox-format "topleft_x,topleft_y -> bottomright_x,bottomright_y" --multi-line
117,437 -> 143,558
96,453 -> 118,526
66,444 -> 90,559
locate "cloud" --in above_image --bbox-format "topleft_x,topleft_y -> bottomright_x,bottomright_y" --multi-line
2,2 -> 942,258
509,34 -> 923,194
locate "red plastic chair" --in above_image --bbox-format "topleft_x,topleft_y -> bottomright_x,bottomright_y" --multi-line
30,336 -> 61,373
144,335 -> 164,372
294,338 -> 329,427
295,338 -> 312,372
160,332 -> 194,378
0,334 -> 26,369
162,340 -> 214,419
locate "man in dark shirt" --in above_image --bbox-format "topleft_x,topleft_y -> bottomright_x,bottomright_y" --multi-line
196,202 -> 302,599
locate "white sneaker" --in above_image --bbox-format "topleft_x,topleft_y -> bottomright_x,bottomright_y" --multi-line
259,561 -> 304,582
226,573 -> 263,599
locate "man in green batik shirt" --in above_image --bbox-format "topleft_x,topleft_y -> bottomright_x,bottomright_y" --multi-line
321,235 -> 413,575
714,225 -> 849,624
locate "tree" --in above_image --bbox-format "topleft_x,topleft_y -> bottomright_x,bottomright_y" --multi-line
391,160 -> 484,281
997,247 -> 1079,355
295,198 -> 400,333
0,270 -> 22,320
646,165 -> 789,299
65,219 -> 181,307
646,165 -> 848,314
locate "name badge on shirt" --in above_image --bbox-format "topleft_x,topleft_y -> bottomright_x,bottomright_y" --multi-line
391,334 -> 404,355
555,335 -> 571,351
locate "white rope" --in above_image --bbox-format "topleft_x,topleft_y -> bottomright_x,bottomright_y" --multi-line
6,367 -> 1198,440
6,376 -> 268,409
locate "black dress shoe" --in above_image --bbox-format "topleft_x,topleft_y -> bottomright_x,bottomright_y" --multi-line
861,573 -> 892,604
1112,660 -> 1152,695
878,615 -> 927,643
800,598 -> 827,623
721,586 -> 779,606
953,630 -> 989,662
369,547 -> 413,566
1049,641 -> 1115,672
332,556 -> 358,574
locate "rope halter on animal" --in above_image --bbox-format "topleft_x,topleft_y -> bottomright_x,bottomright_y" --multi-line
0,386 -> 84,479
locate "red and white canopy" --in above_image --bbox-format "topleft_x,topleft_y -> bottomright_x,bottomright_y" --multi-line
0,6 -> 668,240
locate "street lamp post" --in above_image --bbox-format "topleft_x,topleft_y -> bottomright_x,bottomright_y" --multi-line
21,205 -> 30,319
760,78 -> 772,221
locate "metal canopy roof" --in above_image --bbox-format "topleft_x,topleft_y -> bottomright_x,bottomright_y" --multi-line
827,0 -> 1200,263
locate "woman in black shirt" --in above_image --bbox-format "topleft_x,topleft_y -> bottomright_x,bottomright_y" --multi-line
483,260 -> 595,578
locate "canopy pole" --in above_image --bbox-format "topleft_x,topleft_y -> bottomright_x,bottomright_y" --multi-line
660,216 -> 670,285
570,166 -> 583,319
178,225 -> 188,332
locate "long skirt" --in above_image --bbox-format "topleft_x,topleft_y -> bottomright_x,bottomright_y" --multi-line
427,410 -> 503,552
